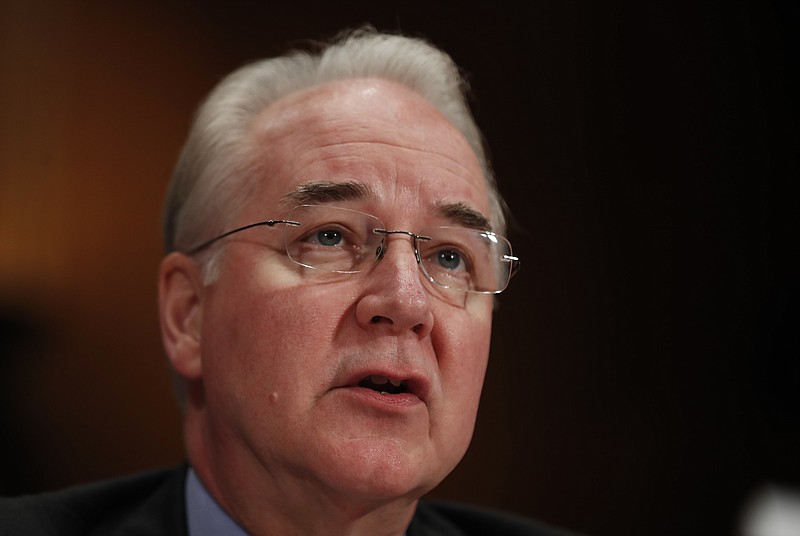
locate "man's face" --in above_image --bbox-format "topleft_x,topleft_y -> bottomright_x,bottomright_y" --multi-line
191,79 -> 494,507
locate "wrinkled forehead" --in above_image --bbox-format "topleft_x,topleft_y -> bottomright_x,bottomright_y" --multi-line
239,78 -> 493,227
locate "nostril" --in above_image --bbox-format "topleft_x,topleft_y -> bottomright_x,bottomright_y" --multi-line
370,315 -> 390,324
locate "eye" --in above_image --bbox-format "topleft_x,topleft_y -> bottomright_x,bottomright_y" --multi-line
436,249 -> 463,270
316,229 -> 343,246
299,225 -> 351,247
425,246 -> 471,275
283,205 -> 384,273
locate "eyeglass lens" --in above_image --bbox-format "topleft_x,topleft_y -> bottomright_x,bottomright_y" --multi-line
283,205 -> 514,293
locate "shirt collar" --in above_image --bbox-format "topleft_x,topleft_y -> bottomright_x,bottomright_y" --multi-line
185,468 -> 249,536
185,467 -> 408,536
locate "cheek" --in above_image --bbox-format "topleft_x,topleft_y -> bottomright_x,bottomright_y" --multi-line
199,280 -> 354,461
450,328 -> 491,406
434,302 -> 493,420
201,269 -> 350,399
434,296 -> 493,369
424,306 -> 491,477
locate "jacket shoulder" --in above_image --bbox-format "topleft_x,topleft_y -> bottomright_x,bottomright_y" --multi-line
409,499 -> 580,536
0,466 -> 187,536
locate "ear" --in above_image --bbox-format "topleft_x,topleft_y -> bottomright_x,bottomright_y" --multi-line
159,252 -> 205,380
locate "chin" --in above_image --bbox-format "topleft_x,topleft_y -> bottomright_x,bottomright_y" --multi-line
317,438 -> 447,502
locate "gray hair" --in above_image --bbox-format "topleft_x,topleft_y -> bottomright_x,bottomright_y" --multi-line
164,27 -> 505,266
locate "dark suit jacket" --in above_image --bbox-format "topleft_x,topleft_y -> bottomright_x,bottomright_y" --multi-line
0,466 -> 575,535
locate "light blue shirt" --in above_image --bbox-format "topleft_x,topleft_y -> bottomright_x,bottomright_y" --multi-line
185,468 -> 409,535
186,469 -> 248,536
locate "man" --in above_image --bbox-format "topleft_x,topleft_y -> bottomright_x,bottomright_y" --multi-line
1,28 -> 572,535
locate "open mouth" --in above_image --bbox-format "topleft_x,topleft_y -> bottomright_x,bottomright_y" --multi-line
357,375 -> 409,395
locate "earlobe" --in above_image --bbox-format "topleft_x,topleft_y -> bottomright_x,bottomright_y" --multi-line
159,252 -> 204,380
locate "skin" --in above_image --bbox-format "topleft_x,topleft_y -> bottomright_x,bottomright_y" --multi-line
159,78 -> 495,535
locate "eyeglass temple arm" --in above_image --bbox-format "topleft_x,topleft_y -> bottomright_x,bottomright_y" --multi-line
185,219 -> 300,255
503,255 -> 521,277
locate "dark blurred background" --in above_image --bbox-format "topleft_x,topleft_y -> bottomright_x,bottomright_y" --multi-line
1,1 -> 797,535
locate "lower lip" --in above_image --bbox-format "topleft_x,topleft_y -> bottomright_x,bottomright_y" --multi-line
335,387 -> 424,410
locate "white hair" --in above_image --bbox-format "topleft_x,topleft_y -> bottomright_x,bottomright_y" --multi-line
164,27 -> 506,268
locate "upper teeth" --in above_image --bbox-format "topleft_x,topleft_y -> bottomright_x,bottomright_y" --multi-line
369,375 -> 403,387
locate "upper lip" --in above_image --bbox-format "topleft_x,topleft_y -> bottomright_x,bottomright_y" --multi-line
335,366 -> 431,403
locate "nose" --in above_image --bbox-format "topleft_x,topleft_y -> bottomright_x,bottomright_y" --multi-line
354,233 -> 434,338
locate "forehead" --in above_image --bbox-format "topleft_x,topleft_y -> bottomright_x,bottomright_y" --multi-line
241,78 -> 491,223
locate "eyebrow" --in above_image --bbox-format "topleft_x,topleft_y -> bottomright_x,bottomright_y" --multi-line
281,180 -> 491,231
281,180 -> 372,206
436,201 -> 492,231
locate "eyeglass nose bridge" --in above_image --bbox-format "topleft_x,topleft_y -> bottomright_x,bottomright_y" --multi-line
372,229 -> 432,263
